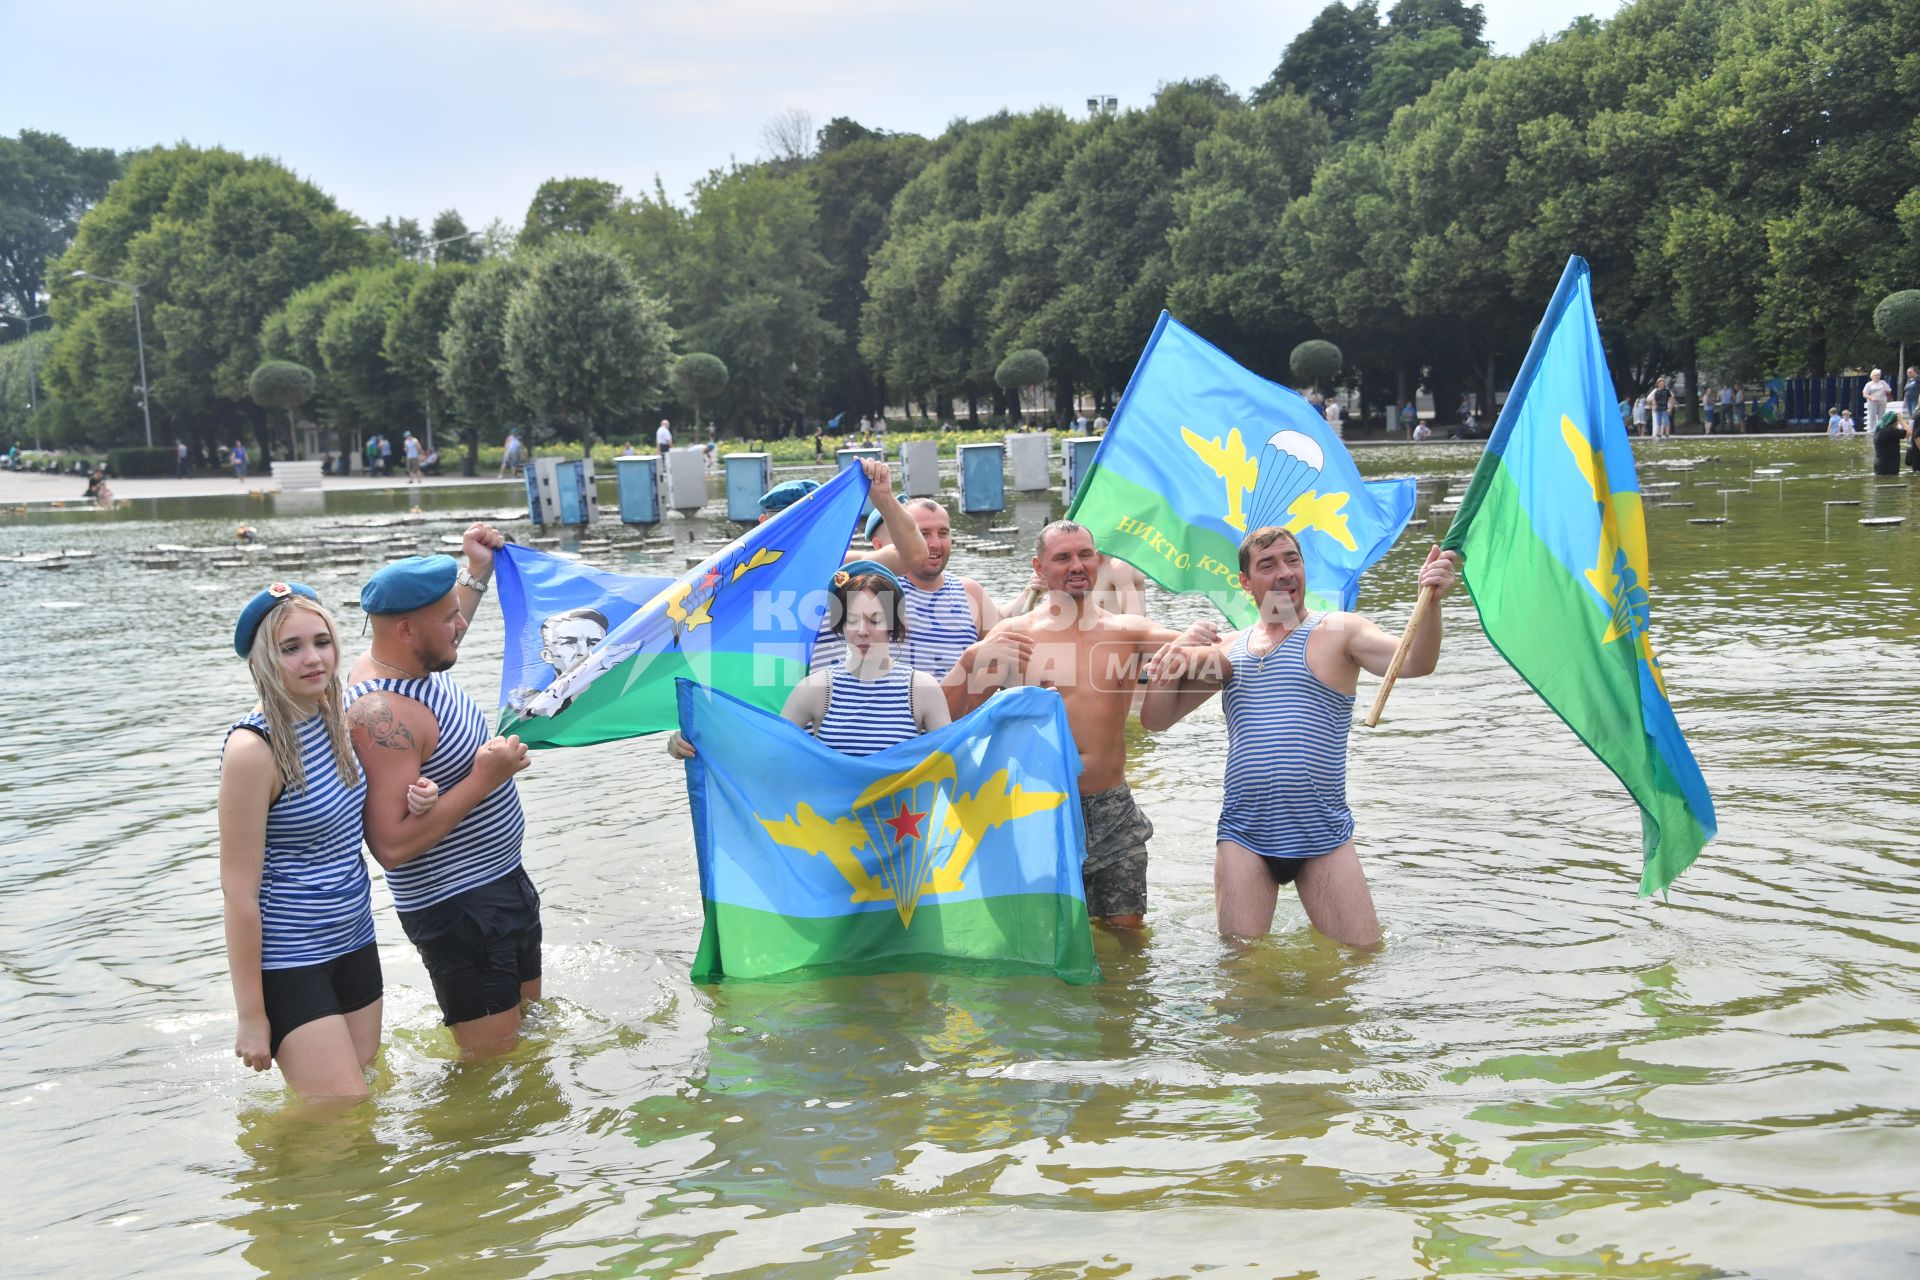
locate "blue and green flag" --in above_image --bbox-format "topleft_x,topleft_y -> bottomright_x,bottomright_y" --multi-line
495,464 -> 867,746
1067,312 -> 1416,623
678,681 -> 1100,984
1441,256 -> 1716,894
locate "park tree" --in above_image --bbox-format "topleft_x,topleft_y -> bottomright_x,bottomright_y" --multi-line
503,237 -> 674,446
619,164 -> 840,430
1875,291 -> 1920,380
429,209 -> 482,263
1290,339 -> 1343,391
805,122 -> 934,418
520,178 -> 621,248
0,329 -> 54,447
440,258 -> 531,459
1052,81 -> 1240,398
384,262 -> 474,463
247,359 -> 315,458
671,352 -> 729,427
1252,1 -> 1382,128
0,130 -> 122,320
1168,92 -> 1334,376
317,262 -> 426,435
993,348 -> 1049,421
45,144 -> 374,453
260,269 -> 367,429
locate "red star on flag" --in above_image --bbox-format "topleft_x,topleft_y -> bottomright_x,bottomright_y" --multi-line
883,806 -> 925,843
701,567 -> 720,590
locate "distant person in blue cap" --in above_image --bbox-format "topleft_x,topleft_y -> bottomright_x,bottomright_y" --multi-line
218,581 -> 440,1099
344,523 -> 542,1059
669,560 -> 949,761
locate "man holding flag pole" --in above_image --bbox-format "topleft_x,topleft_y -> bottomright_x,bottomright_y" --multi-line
1141,530 -> 1461,946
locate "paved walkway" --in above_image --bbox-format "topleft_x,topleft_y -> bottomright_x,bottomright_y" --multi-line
0,469 -> 524,505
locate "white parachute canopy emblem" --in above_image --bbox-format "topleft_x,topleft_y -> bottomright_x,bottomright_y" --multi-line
1246,429 -> 1326,531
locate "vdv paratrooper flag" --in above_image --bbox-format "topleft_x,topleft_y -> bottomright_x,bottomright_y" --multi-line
677,681 -> 1100,984
495,463 -> 868,746
1068,312 -> 1416,624
1440,256 -> 1715,894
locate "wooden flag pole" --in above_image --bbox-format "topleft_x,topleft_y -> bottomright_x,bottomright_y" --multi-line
1363,582 -> 1439,728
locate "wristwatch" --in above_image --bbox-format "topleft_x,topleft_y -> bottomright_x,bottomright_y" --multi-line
456,566 -> 489,595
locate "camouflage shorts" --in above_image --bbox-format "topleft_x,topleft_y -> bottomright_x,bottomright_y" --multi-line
1080,785 -> 1153,917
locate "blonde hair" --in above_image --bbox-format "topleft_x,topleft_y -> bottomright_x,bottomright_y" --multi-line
244,596 -> 358,795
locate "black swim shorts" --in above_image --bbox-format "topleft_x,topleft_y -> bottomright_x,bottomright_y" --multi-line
1261,854 -> 1310,886
260,941 -> 382,1056
397,866 -> 543,1026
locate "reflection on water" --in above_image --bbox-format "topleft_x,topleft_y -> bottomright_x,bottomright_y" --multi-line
6,439 -> 1920,1277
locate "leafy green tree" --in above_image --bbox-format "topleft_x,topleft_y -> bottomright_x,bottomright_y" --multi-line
367,216 -> 427,260
672,352 -> 729,427
0,329 -> 54,447
504,237 -> 674,446
260,269 -> 367,429
430,209 -> 481,264
994,348 -> 1048,421
1052,81 -> 1240,397
1291,339 -> 1343,389
805,123 -> 933,417
1354,26 -> 1485,132
46,145 -> 373,452
1252,2 -> 1381,126
318,262 -> 425,435
1874,290 -> 1920,377
615,165 -> 839,431
520,178 -> 621,248
384,262 -> 474,462
248,359 -> 315,457
0,130 -> 122,319
440,259 -> 530,461
1169,93 -> 1334,375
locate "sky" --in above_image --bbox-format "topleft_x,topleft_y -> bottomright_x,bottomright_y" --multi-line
3,0 -> 1613,232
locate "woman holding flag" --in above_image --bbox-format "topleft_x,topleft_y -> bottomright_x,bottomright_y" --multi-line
669,560 -> 949,760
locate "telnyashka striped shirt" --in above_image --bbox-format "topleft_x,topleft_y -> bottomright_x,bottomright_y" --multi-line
345,673 -> 526,913
225,711 -> 376,969
1217,616 -> 1356,860
814,659 -> 918,757
899,575 -> 977,678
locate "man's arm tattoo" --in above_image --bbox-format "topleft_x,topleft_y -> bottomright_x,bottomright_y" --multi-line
348,693 -> 416,751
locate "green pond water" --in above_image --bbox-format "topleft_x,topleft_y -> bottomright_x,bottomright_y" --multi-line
2,436 -> 1916,1278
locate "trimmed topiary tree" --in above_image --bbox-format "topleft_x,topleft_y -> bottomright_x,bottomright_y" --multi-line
248,360 -> 316,460
1874,290 -> 1920,384
1289,339 -> 1343,392
994,348 -> 1049,422
672,352 -> 730,429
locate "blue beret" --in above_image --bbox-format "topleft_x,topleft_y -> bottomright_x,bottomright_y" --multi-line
361,554 -> 459,615
234,581 -> 320,657
863,496 -> 909,541
836,559 -> 901,595
759,478 -> 820,513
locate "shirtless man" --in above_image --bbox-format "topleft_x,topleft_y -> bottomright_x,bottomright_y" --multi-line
950,521 -> 1179,927
1141,526 -> 1460,948
1000,552 -> 1147,619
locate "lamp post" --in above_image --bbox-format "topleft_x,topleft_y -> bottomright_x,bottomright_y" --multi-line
70,271 -> 154,447
1,312 -> 49,449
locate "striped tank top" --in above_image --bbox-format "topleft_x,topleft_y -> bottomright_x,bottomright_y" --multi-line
814,659 -> 918,757
1217,616 -> 1356,860
344,673 -> 526,913
223,711 -> 376,969
899,575 -> 977,677
809,621 -> 846,673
